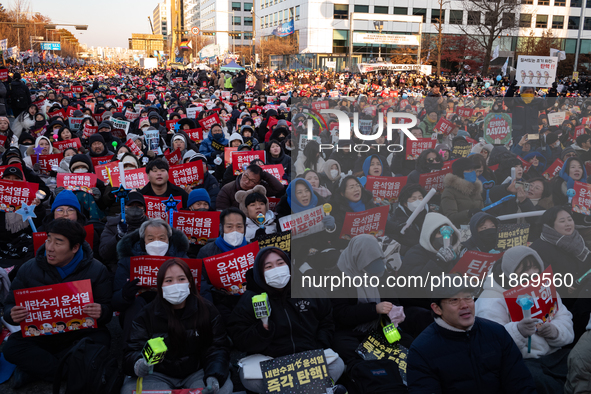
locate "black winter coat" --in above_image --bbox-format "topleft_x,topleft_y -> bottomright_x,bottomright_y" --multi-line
391,205 -> 426,256
123,295 -> 231,383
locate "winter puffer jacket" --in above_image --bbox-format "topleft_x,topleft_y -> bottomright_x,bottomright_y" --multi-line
440,173 -> 484,227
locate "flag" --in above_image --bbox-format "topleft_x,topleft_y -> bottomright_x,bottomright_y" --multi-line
550,48 -> 566,61
502,58 -> 508,76
491,45 -> 499,61
179,40 -> 190,49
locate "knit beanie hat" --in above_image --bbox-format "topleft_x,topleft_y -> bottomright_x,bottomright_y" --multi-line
51,189 -> 81,212
187,189 -> 211,208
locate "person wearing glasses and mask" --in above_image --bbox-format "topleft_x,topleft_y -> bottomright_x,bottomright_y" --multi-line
408,274 -> 537,394
216,164 -> 284,210
407,149 -> 444,186
475,247 -> 574,394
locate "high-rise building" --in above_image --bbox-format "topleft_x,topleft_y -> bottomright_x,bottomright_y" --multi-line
152,1 -> 170,37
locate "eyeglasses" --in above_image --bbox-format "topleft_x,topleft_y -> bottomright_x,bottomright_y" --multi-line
346,183 -> 362,191
242,173 -> 259,185
427,158 -> 440,163
443,296 -> 475,307
55,207 -> 76,215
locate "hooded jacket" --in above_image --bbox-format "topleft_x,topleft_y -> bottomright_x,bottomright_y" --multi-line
112,228 -> 189,312
523,151 -> 547,179
265,140 -> 291,183
461,212 -> 500,252
199,130 -> 228,163
441,173 -> 484,227
226,248 -> 335,357
475,247 -> 574,359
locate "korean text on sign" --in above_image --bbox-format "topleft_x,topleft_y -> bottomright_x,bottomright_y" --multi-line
174,210 -> 220,244
202,242 -> 259,294
278,206 -> 325,240
365,176 -> 407,204
130,256 -> 202,290
261,349 -> 332,394
0,179 -> 38,212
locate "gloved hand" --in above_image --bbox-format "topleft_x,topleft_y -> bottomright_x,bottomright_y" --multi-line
436,246 -> 456,264
202,377 -> 220,394
134,358 -> 151,378
53,186 -> 65,197
537,322 -> 559,339
213,156 -> 222,166
122,278 -> 141,301
91,187 -> 101,201
517,318 -> 539,338
117,221 -> 128,239
322,215 -> 335,230
33,162 -> 41,172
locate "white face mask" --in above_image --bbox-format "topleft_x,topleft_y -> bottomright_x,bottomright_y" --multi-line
141,126 -> 149,132
117,152 -> 125,160
162,283 -> 190,305
407,199 -> 423,212
145,240 -> 168,256
330,169 -> 339,179
264,265 -> 291,289
73,168 -> 88,173
223,231 -> 244,247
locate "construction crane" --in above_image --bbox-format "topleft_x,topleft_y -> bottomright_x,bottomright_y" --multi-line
148,16 -> 154,34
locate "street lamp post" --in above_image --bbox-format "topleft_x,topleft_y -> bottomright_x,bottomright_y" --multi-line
373,21 -> 383,62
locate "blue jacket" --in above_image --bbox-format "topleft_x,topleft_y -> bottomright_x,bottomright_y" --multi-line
199,133 -> 228,163
408,317 -> 537,394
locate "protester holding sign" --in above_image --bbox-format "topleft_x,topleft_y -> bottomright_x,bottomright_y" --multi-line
461,212 -> 500,253
121,258 -> 233,394
475,246 -> 574,393
227,246 -> 345,394
139,158 -> 188,208
3,219 -> 112,389
407,149 -> 445,185
392,184 -> 429,256
265,139 -> 291,183
199,123 -> 228,167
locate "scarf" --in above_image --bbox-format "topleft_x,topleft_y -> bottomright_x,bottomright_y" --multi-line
541,224 -> 590,262
348,199 -> 366,212
214,235 -> 248,253
287,179 -> 318,213
312,185 -> 331,199
53,247 -> 84,279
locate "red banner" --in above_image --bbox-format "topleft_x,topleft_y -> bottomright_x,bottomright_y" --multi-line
170,162 -> 204,187
503,266 -> 559,324
185,128 -> 204,143
268,197 -> 280,212
0,179 -> 39,212
573,181 -> 591,216
405,138 -> 436,160
56,173 -> 97,194
450,251 -> 501,277
90,155 -> 114,169
311,101 -> 329,111
14,279 -> 94,337
202,242 -> 259,294
457,107 -> 473,118
0,163 -> 23,179
95,161 -> 119,185
125,139 -> 143,157
71,86 -> 84,93
130,256 -> 202,290
173,210 -> 220,244
364,176 -> 407,204
144,196 -> 170,220
33,224 -> 94,256
232,150 -> 266,175
419,166 -> 453,192
53,138 -> 82,152
517,156 -> 533,173
542,159 -> 563,181
166,119 -> 180,132
31,154 -> 63,175
164,149 -> 183,166
434,117 -> 455,136
339,205 -> 389,240
0,69 -> 8,82
82,124 -> 98,138
48,109 -> 67,120
198,114 -> 221,130
224,147 -> 238,165
261,164 -> 287,185
111,168 -> 149,189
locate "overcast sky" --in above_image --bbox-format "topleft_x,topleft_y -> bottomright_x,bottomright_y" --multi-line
29,0 -> 156,48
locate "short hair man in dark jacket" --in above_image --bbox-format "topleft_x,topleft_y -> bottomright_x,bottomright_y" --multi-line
3,219 -> 113,389
407,277 -> 537,394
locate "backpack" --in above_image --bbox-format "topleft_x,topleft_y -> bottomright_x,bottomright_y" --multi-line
53,337 -> 123,394
349,359 -> 408,394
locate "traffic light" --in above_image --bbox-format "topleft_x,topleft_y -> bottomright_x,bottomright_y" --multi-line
229,33 -> 242,38
202,31 -> 216,36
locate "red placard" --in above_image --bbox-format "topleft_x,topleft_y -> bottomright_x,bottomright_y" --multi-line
311,101 -> 329,111
542,159 -> 563,181
224,147 -> 238,165
0,134 -> 6,147
339,205 -> 389,240
517,156 -> 533,173
450,251 -> 502,277
202,242 -> 259,294
130,256 -> 202,291
125,139 -> 144,157
82,124 -> 98,138
457,107 -> 473,118
419,166 -> 453,192
33,225 -> 94,256
503,266 -> 559,324
65,106 -> 78,118
268,197 -> 280,212
434,117 -> 455,136
185,128 -> 204,143
144,195 -> 172,220
90,155 -> 114,169
169,161 -> 204,187
198,113 -> 221,130
14,279 -> 94,337
573,181 -> 591,216
94,161 -> 119,185
111,168 -> 149,189
261,164 -> 287,185
0,69 -> 8,82
572,125 -> 586,142
232,150 -> 266,175
166,119 -> 180,132
48,109 -> 67,120
72,86 -> 84,93
405,138 -> 436,160
53,138 -> 82,152
365,176 -> 408,204
489,163 -> 500,172
31,154 -> 63,175
56,173 -> 97,194
0,179 -> 39,212
173,210 -> 220,243
0,163 -> 23,179
164,148 -> 183,166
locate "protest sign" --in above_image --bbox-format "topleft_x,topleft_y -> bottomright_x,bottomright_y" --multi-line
232,150 -> 266,175
186,107 -> 200,119
224,147 -> 238,165
111,168 -> 149,189
0,179 -> 39,212
419,166 -> 453,192
261,164 -> 287,185
68,117 -> 84,131
365,176 -> 407,204
356,330 -> 408,385
185,128 -> 204,143
31,154 -> 62,175
48,109 -> 66,120
144,196 -> 169,220
198,113 -> 220,130
452,143 -> 472,158
548,112 -> 566,127
358,119 -> 373,135
517,156 -> 533,173
173,210 -> 220,244
144,129 -> 161,154
254,231 -> 291,253
124,110 -> 140,122
0,163 -> 23,179
483,113 -> 512,145
170,162 -> 204,187
433,117 -> 455,136
573,181 -> 591,216
311,101 -> 329,111
340,205 -> 389,240
166,119 -> 180,132
405,138 -> 436,160
82,124 -> 98,138
542,159 -> 563,181
71,86 -> 84,93
261,349 -> 332,394
202,242 -> 259,294
450,251 -> 502,277
125,139 -> 143,157
457,107 -> 473,118
504,266 -> 559,324
53,138 -> 81,152
164,148 -> 183,166
56,173 -> 97,194
516,56 -> 558,88
268,197 -> 280,212
33,225 -> 94,256
279,206 -> 325,240
130,256 -> 202,291
95,161 -> 119,185
14,279 -> 94,337
496,223 -> 530,250
109,117 -> 130,138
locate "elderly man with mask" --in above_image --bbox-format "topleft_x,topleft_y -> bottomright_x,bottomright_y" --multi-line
113,218 -> 189,340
